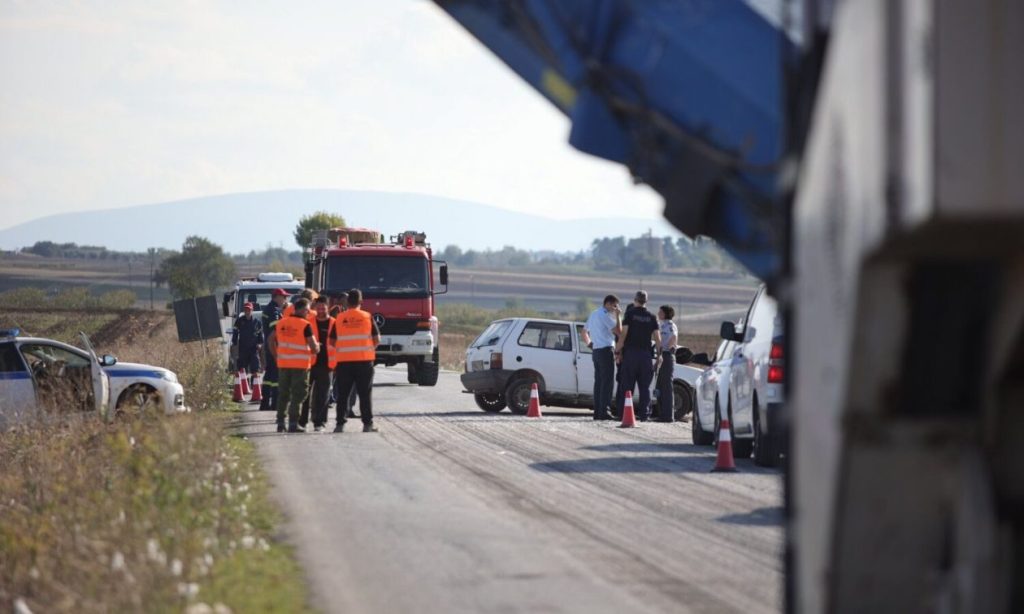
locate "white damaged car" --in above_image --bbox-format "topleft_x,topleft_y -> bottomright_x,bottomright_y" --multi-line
0,328 -> 187,422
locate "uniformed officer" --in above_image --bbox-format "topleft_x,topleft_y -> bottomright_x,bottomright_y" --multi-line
259,288 -> 289,413
267,297 -> 319,433
330,289 -> 380,433
232,302 -> 263,382
614,291 -> 661,421
655,305 -> 679,422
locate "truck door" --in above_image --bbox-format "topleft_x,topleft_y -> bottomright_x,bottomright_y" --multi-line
513,321 -> 576,394
0,342 -> 37,425
574,324 -> 594,400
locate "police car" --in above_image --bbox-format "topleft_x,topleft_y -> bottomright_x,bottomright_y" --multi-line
0,328 -> 187,424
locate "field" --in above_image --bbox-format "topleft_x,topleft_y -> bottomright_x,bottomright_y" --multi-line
0,308 -> 310,613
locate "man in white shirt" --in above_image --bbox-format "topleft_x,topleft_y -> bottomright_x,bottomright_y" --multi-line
582,294 -> 622,420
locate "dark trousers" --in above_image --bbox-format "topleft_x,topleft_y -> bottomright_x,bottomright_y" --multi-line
656,350 -> 675,422
300,364 -> 333,427
260,357 -> 279,412
335,361 -> 374,426
619,348 -> 654,420
592,347 -> 615,420
237,346 -> 262,373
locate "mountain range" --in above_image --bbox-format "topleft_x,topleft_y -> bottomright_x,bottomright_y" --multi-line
0,190 -> 682,254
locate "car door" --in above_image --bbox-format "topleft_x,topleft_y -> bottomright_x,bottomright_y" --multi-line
18,340 -> 105,415
574,324 -> 594,399
79,333 -> 111,418
733,288 -> 776,427
0,342 -> 37,422
513,321 -> 575,394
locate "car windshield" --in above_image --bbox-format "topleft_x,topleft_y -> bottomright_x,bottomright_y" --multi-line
325,256 -> 429,298
471,320 -> 512,348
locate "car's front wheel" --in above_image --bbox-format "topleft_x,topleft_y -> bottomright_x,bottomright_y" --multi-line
504,378 -> 536,415
474,393 -> 505,413
115,384 -> 161,418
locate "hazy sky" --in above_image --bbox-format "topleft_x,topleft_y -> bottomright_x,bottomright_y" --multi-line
0,1 -> 671,230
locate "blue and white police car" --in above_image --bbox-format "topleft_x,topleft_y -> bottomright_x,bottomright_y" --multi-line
0,328 -> 187,424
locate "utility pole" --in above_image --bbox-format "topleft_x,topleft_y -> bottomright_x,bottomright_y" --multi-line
128,256 -> 133,289
148,248 -> 156,310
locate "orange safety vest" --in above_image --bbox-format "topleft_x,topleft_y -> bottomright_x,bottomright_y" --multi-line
311,316 -> 336,369
275,315 -> 313,369
333,308 -> 375,363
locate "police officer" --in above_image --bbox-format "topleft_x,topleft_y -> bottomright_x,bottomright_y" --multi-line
655,305 -> 678,422
267,297 -> 319,433
614,291 -> 661,421
232,302 -> 263,384
330,289 -> 381,433
259,288 -> 289,412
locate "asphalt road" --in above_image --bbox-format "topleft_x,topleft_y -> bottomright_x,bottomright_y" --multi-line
236,368 -> 783,614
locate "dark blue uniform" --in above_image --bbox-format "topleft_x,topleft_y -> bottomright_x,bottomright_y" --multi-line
260,301 -> 283,412
232,313 -> 264,373
619,305 -> 658,420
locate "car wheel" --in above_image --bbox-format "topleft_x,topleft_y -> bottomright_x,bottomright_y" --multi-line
474,393 -> 506,413
673,382 -> 692,421
115,384 -> 161,418
691,399 -> 715,446
504,378 -> 535,415
752,398 -> 779,467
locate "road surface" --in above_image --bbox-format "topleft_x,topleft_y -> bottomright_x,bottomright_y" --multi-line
235,368 -> 783,614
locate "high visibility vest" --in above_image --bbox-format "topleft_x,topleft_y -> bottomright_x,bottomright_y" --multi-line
333,308 -> 375,363
312,316 -> 336,369
275,315 -> 313,369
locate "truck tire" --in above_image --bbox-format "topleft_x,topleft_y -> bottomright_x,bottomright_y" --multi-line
752,399 -> 779,467
407,360 -> 419,384
692,400 -> 715,445
416,348 -> 439,387
474,393 -> 505,413
673,382 -> 693,421
504,378 -> 534,415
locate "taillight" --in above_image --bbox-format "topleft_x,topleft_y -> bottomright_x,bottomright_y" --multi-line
490,352 -> 503,370
768,341 -> 784,383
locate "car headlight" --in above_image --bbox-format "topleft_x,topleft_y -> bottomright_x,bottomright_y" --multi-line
160,370 -> 178,383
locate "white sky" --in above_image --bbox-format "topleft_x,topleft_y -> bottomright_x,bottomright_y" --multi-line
0,1 -> 669,230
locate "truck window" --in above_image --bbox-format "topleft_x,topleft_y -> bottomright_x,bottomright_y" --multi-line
325,256 -> 429,298
518,322 -> 572,351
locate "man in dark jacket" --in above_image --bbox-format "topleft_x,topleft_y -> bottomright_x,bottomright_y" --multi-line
614,291 -> 661,421
232,302 -> 263,379
259,289 -> 289,412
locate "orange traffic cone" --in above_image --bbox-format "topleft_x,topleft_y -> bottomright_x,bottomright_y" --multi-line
250,371 -> 263,402
239,369 -> 252,396
527,383 -> 543,418
619,391 -> 637,428
711,417 -> 738,472
231,371 -> 244,402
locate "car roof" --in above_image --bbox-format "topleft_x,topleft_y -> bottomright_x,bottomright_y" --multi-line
492,317 -> 584,327
2,336 -> 88,353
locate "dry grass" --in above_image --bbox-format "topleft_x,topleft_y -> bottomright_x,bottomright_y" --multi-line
0,306 -> 309,613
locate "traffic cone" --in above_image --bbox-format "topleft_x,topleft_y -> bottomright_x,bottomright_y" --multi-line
231,371 -> 244,402
527,383 -> 543,418
619,391 -> 637,428
711,417 -> 738,472
239,369 -> 252,396
250,372 -> 264,402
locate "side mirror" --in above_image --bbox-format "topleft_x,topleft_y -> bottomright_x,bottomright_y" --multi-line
675,346 -> 694,364
439,264 -> 449,286
720,321 -> 737,341
689,352 -> 713,366
100,354 -> 118,367
222,292 -> 233,317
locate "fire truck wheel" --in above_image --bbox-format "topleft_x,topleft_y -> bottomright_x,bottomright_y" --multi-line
416,348 -> 439,386
407,360 -> 419,384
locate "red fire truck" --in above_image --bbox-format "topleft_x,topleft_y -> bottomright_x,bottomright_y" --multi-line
305,228 -> 448,386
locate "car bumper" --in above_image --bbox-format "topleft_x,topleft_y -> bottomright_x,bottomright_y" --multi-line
162,382 -> 189,415
460,369 -> 514,394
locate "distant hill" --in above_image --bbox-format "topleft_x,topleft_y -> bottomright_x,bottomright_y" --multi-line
0,190 -> 682,254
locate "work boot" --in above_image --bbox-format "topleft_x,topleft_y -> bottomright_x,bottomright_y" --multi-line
332,423 -> 344,433
362,423 -> 378,433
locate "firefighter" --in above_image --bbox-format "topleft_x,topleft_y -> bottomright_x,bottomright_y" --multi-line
259,288 -> 289,412
330,289 -> 381,433
267,297 -> 319,433
231,302 -> 263,383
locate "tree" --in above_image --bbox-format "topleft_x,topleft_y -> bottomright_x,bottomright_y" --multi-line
155,236 -> 236,299
293,211 -> 346,249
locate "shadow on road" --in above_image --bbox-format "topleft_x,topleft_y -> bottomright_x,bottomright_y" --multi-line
716,506 -> 783,526
530,455 -> 707,474
580,442 -> 700,454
